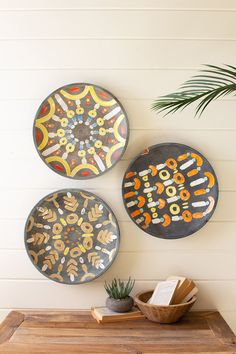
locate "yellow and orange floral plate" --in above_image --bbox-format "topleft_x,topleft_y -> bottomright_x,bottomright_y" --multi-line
33,83 -> 129,179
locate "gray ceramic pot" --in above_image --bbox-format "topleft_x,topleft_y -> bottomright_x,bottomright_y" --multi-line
106,296 -> 134,313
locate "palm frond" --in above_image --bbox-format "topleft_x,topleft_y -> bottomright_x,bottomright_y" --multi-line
152,64 -> 236,117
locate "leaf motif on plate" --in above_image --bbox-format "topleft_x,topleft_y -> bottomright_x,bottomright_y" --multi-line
97,229 -> 117,245
88,204 -> 103,222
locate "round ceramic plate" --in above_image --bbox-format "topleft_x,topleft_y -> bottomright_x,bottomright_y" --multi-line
122,143 -> 218,239
33,83 -> 129,179
25,189 -> 120,284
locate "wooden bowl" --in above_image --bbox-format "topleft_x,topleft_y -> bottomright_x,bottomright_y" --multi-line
134,290 -> 197,324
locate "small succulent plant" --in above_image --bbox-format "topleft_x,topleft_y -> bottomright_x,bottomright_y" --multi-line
104,277 -> 135,300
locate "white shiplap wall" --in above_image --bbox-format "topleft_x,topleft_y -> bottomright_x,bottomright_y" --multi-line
0,0 -> 236,331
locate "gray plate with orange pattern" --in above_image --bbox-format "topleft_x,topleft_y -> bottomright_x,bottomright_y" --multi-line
122,143 -> 218,239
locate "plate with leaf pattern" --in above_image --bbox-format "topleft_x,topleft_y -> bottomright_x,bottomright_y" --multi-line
25,189 -> 120,284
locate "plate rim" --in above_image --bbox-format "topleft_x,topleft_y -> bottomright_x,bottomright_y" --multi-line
24,188 -> 120,285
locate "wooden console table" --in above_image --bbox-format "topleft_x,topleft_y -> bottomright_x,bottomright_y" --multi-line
0,310 -> 235,353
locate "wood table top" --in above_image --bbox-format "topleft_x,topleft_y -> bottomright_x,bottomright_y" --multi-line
0,310 -> 235,353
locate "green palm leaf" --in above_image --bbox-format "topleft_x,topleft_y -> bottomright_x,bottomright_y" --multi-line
152,64 -> 236,117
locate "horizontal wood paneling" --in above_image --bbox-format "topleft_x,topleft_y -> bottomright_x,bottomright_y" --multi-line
120,99 -> 236,130
0,160 -> 235,190
0,189 -> 233,221
126,130 -> 236,161
0,40 -> 235,69
0,11 -> 235,39
1,249 -> 236,281
0,280 -> 235,311
2,70 -> 236,101
0,0 -> 236,10
1,219 -> 235,252
0,0 -> 235,333
0,69 -> 227,99
1,99 -> 236,131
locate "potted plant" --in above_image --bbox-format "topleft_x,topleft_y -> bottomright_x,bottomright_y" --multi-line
104,277 -> 135,313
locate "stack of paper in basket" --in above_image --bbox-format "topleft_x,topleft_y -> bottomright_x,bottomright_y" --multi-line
148,275 -> 198,306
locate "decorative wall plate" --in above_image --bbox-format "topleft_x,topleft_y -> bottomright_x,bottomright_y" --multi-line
25,189 -> 120,284
33,83 -> 129,179
122,143 -> 218,239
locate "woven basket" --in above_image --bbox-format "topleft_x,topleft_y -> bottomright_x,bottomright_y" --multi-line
134,290 -> 197,324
